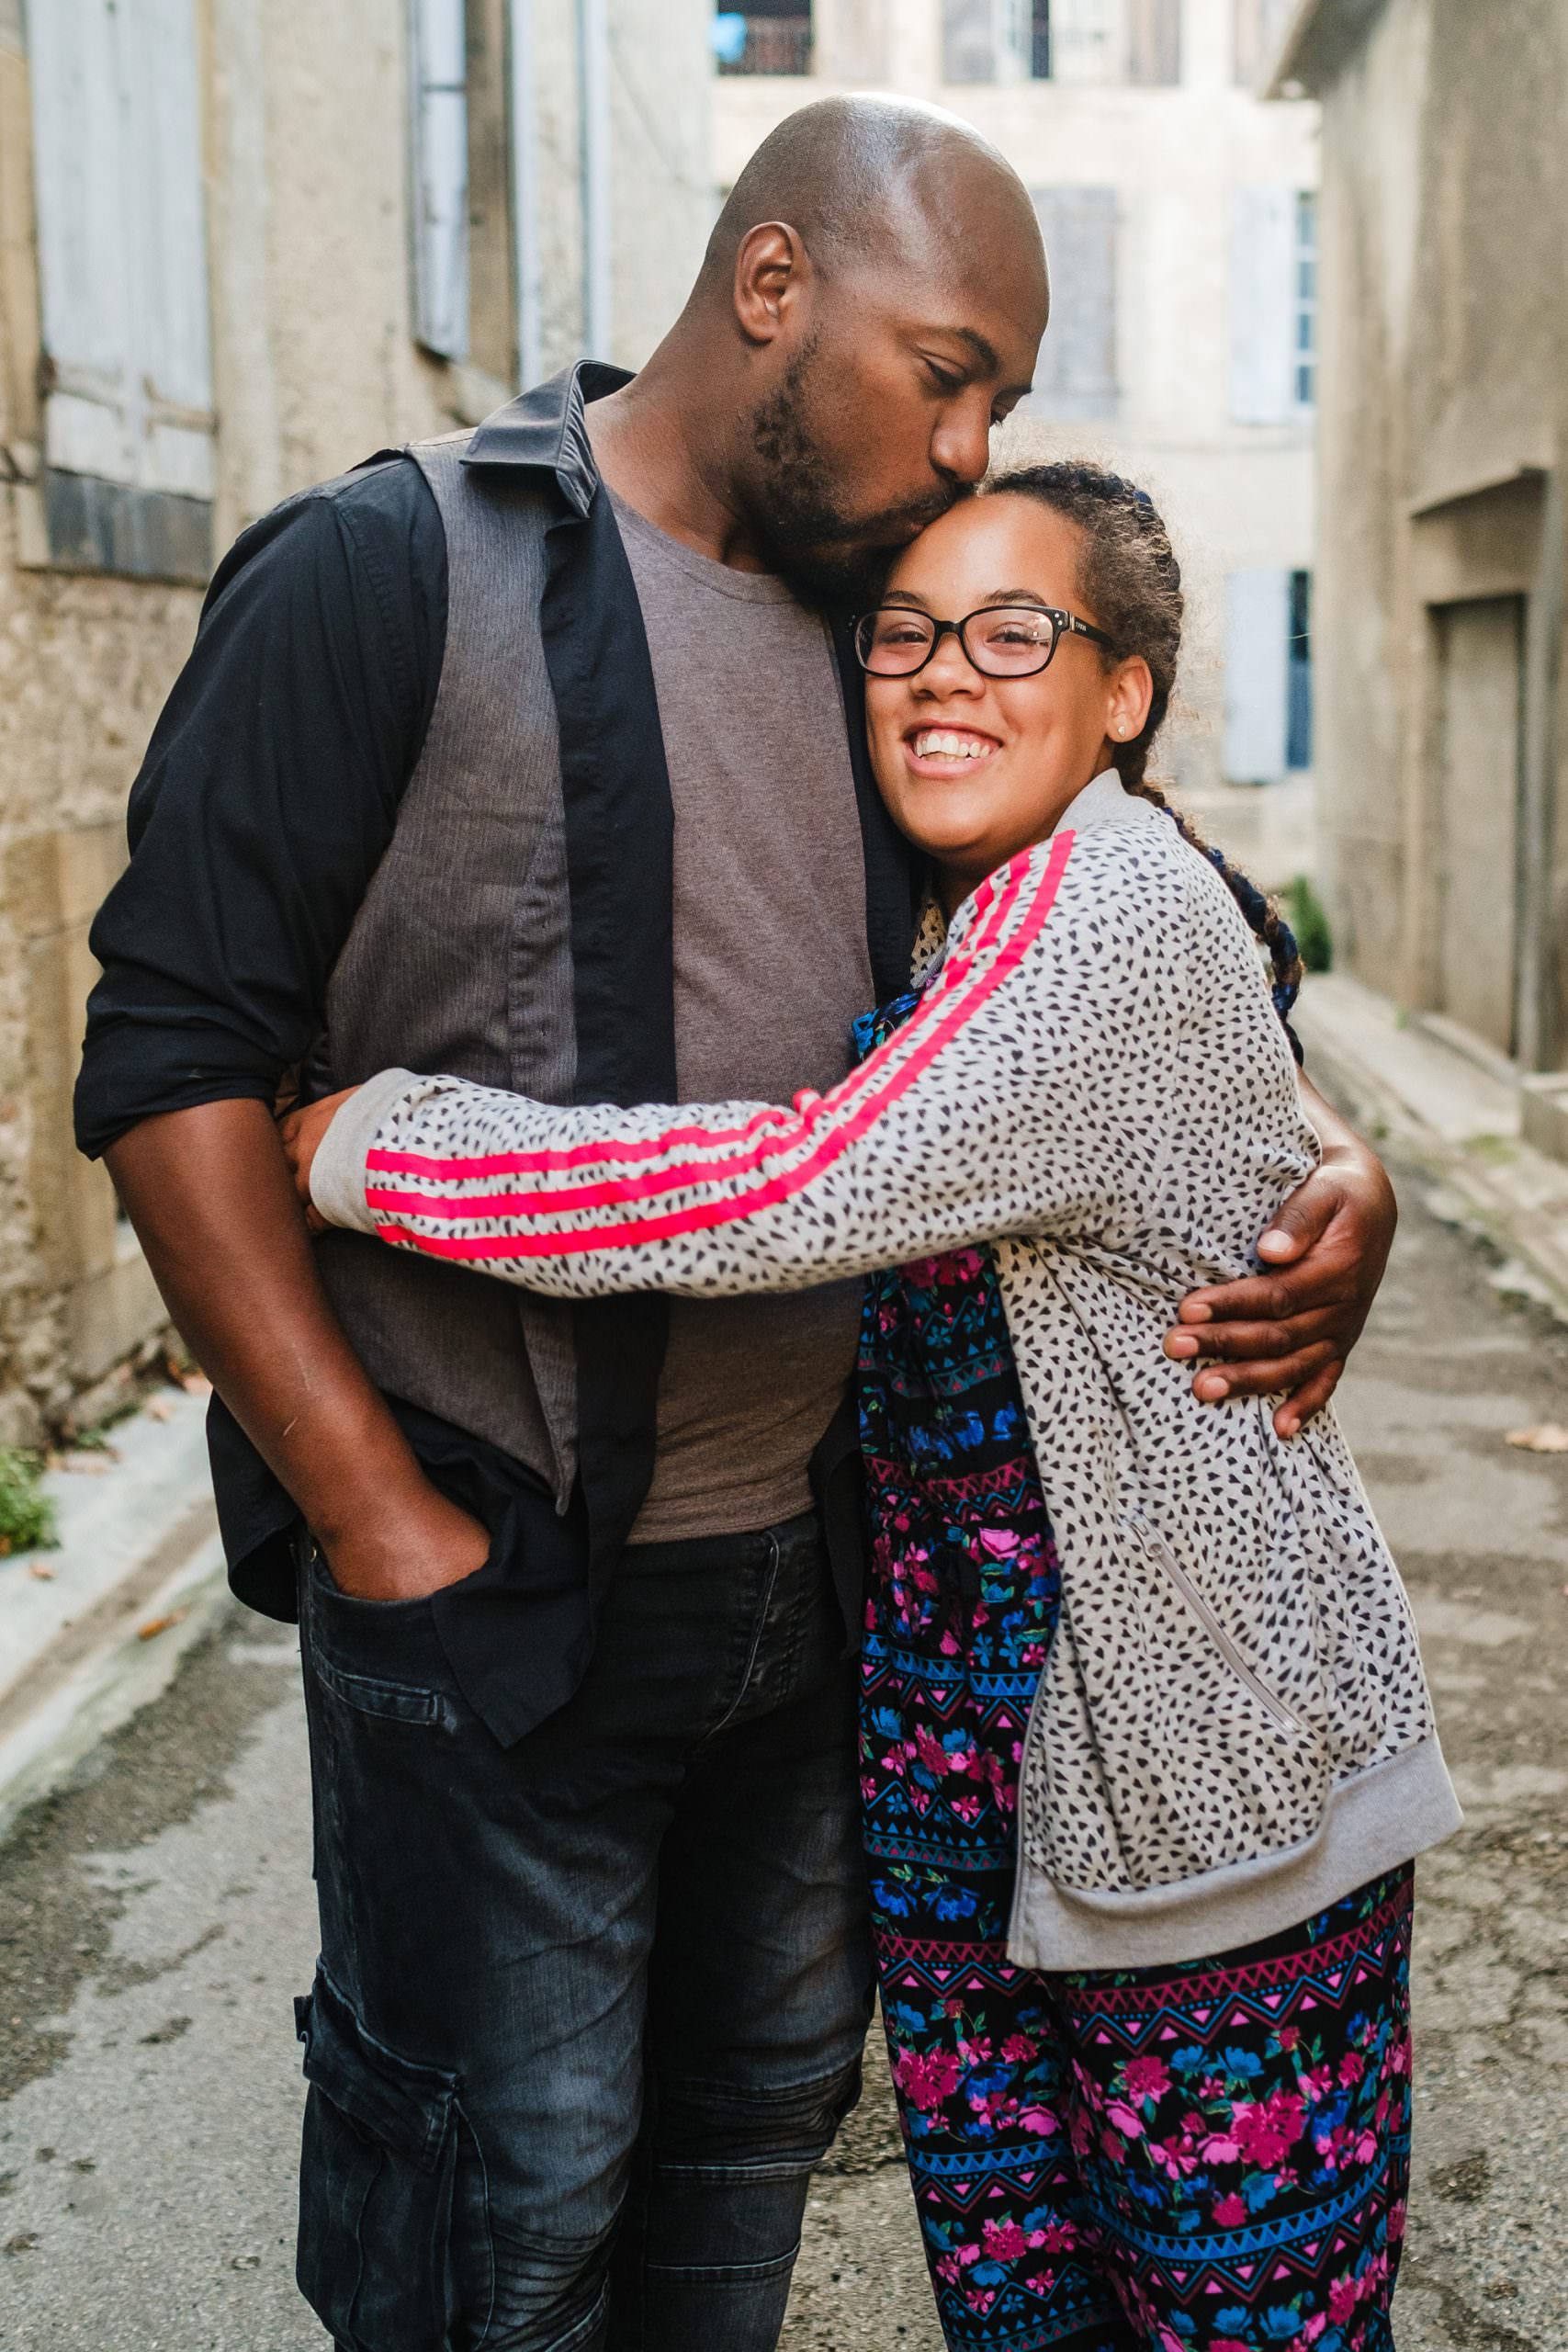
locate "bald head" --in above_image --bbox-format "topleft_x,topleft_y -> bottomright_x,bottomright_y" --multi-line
704,94 -> 1046,301
616,96 -> 1050,606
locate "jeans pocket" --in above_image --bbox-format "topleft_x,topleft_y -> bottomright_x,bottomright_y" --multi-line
295,1970 -> 463,2351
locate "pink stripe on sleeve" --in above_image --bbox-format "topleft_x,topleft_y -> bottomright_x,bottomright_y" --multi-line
372,832 -> 1075,1261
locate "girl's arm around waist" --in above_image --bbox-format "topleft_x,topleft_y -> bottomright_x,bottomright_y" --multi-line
307,829 -> 1188,1302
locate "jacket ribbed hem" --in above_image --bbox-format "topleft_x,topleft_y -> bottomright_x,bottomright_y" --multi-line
1007,1734 -> 1462,1973
309,1068 -> 421,1236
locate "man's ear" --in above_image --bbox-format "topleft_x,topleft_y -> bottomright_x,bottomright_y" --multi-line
733,221 -> 809,348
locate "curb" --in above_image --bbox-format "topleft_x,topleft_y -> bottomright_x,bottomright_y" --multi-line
0,1389 -> 224,1839
1295,971 -> 1568,1327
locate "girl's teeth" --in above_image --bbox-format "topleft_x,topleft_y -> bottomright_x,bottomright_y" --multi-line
916,732 -> 990,759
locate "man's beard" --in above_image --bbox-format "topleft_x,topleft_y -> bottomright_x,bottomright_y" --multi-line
746,343 -> 964,610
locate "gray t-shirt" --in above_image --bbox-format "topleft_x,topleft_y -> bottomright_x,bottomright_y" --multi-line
611,492 -> 874,1544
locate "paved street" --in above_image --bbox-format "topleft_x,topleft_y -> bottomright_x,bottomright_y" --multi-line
2,1171 -> 1565,2351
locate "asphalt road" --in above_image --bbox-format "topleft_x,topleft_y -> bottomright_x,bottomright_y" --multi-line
2,1173 -> 1565,2351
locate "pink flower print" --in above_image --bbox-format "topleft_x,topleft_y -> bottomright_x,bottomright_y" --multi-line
1303,2315 -> 1329,2342
1105,2100 -> 1146,2141
1100,2126 -> 1128,2163
1121,2054 -> 1171,2104
939,1628 -> 962,1657
1327,2275 -> 1359,2325
1037,2220 -> 1079,2254
1213,2339 -> 1252,2352
1389,2196 -> 1408,2243
912,1728 -> 951,1777
1230,2092 -> 1304,2169
1338,2051 -> 1366,2086
978,1526 -> 1021,1560
894,2048 -> 962,2113
1018,2107 -> 1062,2135
1273,2023 -> 1302,2052
1001,2033 -> 1038,2064
1199,2132 -> 1242,2164
1212,2193 -> 1247,2226
982,2220 -> 1029,2262
942,1996 -> 966,2018
1148,2134 -> 1198,2181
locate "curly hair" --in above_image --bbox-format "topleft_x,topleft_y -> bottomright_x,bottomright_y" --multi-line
985,459 -> 1303,1030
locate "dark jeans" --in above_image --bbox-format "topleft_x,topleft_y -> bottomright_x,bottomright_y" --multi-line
295,1510 -> 874,2352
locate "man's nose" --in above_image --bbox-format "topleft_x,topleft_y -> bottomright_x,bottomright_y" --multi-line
930,399 -> 994,488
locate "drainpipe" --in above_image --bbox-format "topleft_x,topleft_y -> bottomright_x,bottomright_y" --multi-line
577,0 -> 612,359
509,0 -> 543,387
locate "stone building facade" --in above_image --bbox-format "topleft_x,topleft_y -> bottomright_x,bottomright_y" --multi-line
1274,0 -> 1568,1102
0,0 -> 711,1444
715,0 -> 1320,798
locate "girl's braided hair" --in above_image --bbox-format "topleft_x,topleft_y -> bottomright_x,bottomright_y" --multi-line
987,460 -> 1303,1031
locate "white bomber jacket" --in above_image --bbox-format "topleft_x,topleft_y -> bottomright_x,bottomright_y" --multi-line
312,771 -> 1461,1970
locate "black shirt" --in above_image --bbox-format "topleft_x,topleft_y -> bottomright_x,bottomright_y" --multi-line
75,458 -> 449,1154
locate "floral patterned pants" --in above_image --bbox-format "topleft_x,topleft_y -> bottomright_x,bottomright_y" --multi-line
863,1528 -> 1415,2352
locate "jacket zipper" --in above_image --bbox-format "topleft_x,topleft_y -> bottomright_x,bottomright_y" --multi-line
1128,1514 -> 1305,1736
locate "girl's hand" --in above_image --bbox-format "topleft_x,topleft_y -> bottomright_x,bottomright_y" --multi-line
276,1087 -> 362,1232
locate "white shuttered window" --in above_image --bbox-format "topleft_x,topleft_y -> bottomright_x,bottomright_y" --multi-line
1028,189 -> 1118,420
28,0 -> 214,503
942,0 -> 1030,84
1224,569 -> 1292,785
411,0 -> 470,361
1230,185 -> 1313,425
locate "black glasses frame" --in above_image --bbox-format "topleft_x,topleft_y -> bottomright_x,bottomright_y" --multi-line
852,604 -> 1116,681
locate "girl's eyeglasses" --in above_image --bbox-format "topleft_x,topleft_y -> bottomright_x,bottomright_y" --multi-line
852,604 -> 1114,681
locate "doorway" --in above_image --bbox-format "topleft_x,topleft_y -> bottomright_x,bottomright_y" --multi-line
1435,595 -> 1526,1057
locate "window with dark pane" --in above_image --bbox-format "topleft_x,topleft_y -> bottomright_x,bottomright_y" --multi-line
713,0 -> 813,77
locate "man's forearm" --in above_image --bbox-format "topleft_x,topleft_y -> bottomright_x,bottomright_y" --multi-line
105,1099 -> 481,1587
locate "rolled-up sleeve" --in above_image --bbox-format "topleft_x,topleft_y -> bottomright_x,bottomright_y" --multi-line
73,458 -> 446,1159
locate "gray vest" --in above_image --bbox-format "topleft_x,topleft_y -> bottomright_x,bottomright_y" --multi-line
313,434 -> 579,1498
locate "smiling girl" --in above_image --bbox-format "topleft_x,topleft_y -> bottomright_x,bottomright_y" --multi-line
286,464 -> 1456,2352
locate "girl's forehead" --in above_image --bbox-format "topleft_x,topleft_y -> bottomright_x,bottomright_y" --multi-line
887,495 -> 1084,605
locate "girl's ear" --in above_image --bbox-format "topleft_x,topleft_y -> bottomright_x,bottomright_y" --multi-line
1107,655 -> 1155,744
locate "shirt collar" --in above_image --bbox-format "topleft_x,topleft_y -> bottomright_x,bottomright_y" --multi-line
1051,767 -> 1156,836
461,359 -> 634,517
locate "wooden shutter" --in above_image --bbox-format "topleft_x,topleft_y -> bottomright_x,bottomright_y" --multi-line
1234,0 -> 1296,85
943,0 -> 1030,82
943,0 -> 998,80
1049,0 -> 1116,83
131,0 -> 214,495
1127,0 -> 1180,85
1030,189 -> 1117,420
1229,184 -> 1295,424
1224,569 -> 1291,785
28,0 -> 213,498
411,0 -> 470,361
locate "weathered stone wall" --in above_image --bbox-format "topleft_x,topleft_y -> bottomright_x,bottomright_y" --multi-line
1306,0 -> 1568,1061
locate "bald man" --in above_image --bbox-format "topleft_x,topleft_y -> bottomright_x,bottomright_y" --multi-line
76,97 -> 1395,2352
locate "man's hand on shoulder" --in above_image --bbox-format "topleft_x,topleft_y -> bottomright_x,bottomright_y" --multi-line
1164,1096 -> 1396,1438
